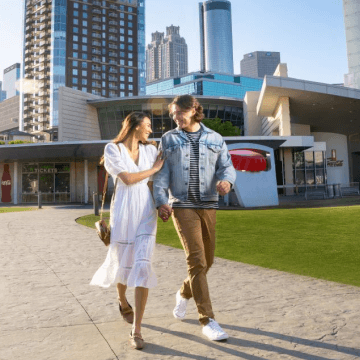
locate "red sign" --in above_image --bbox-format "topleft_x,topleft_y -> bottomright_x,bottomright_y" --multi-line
1,164 -> 12,203
230,149 -> 269,172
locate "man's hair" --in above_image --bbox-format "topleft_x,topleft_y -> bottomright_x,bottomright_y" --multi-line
169,95 -> 204,123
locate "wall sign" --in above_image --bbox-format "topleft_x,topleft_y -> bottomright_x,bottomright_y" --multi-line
1,164 -> 11,203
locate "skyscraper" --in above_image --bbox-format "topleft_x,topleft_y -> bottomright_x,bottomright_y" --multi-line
3,63 -> 21,99
146,25 -> 188,83
0,82 -> 7,102
199,0 -> 233,74
240,52 -> 280,78
20,0 -> 145,141
343,0 -> 360,89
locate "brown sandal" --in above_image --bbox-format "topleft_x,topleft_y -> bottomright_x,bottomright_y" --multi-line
129,330 -> 144,350
119,300 -> 134,324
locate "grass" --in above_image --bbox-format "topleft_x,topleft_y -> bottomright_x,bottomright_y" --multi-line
76,206 -> 360,287
0,207 -> 36,214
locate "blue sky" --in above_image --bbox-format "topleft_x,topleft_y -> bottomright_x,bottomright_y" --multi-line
0,0 -> 348,84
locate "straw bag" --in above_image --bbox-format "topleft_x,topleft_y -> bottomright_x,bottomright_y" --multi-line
95,145 -> 120,246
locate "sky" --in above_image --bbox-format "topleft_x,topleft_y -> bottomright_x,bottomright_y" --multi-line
0,0 -> 348,85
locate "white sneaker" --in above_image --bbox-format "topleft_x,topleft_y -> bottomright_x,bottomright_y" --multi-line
202,318 -> 229,341
173,290 -> 189,319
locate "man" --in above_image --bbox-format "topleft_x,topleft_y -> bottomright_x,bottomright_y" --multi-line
153,95 -> 236,341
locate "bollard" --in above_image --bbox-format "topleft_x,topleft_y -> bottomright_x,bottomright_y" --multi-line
93,192 -> 99,216
38,191 -> 42,209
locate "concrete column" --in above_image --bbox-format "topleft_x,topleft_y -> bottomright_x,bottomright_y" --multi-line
278,97 -> 291,136
283,149 -> 294,195
84,160 -> 88,204
13,162 -> 18,205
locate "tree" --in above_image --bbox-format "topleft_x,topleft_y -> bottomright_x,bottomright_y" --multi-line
202,118 -> 241,136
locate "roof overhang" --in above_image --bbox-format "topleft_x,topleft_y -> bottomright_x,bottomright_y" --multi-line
257,76 -> 360,136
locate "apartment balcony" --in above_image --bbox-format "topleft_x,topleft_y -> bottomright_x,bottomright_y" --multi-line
92,8 -> 101,14
92,33 -> 101,38
92,49 -> 101,55
92,74 -> 101,80
109,76 -> 117,81
109,4 -> 118,10
93,0 -> 101,5
92,41 -> 101,46
109,20 -> 117,26
109,60 -> 117,65
92,83 -> 101,88
92,65 -> 101,71
109,52 -> 117,57
109,36 -> 117,41
109,68 -> 117,73
39,90 -> 48,96
92,90 -> 101,96
92,24 -> 101,30
92,17 -> 101,22
109,85 -> 118,90
109,13 -> 117,17
92,57 -> 101,62
109,44 -> 117,50
109,28 -> 117,33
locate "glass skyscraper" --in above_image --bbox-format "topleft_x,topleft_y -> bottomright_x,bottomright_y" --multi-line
199,0 -> 234,74
146,72 -> 263,100
20,0 -> 144,141
0,82 -> 6,102
3,63 -> 21,99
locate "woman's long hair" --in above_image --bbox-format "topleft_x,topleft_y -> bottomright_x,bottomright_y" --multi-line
100,111 -> 156,165
169,95 -> 204,123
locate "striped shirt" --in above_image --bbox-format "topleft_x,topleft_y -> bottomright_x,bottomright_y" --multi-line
172,128 -> 218,209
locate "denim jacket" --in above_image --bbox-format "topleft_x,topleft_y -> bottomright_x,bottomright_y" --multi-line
153,123 -> 236,208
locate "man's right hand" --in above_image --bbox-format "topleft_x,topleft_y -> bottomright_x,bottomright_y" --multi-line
158,204 -> 172,222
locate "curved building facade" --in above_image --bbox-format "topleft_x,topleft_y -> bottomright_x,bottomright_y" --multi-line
199,0 -> 234,74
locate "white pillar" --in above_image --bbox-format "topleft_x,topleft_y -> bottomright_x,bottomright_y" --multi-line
84,160 -> 88,204
14,162 -> 18,205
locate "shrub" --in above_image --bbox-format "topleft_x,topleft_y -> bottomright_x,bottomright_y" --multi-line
8,140 -> 33,145
203,118 -> 241,136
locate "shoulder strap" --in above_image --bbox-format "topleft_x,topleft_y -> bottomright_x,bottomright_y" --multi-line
99,144 -> 121,221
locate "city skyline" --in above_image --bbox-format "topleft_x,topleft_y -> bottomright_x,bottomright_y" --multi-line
0,0 -> 348,85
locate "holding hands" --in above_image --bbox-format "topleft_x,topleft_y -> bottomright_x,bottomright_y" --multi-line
158,204 -> 172,222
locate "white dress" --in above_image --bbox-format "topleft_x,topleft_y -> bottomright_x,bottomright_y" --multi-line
90,142 -> 158,288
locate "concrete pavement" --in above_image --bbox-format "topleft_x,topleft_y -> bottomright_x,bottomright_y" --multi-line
0,206 -> 360,360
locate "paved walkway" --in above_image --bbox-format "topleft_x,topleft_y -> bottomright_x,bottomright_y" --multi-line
1,206 -> 360,360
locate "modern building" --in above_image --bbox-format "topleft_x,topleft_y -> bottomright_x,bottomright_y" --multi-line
0,95 -> 20,135
241,51 -> 281,78
343,0 -> 360,89
3,63 -> 21,99
20,0 -> 145,141
0,81 -> 6,102
146,25 -> 188,83
146,71 -> 263,102
199,0 -> 234,74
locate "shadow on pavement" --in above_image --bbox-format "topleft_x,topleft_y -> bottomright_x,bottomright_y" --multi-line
182,319 -> 360,358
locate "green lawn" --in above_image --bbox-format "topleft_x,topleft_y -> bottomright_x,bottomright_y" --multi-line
0,207 -> 36,214
77,206 -> 360,287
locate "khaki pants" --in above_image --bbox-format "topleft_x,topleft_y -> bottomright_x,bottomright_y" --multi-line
172,208 -> 216,326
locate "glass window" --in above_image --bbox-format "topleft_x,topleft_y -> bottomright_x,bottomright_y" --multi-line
83,20 -> 87,27
72,69 -> 78,75
128,53 -> 133,59
73,19 -> 79,25
129,84 -> 133,90
129,76 -> 133,82
315,151 -> 324,167
128,30 -> 133,36
120,28 -> 125,34
74,10 -> 79,16
73,77 -> 78,84
128,68 -> 133,74
74,2 -> 79,8
128,22 -> 133,28
120,13 -> 124,18
83,4 -> 88,10
73,35 -> 78,42
128,60 -> 133,66
305,152 -> 314,168
128,14 -> 133,20
120,67 -> 125,73
102,89 -> 106,96
120,5 -> 124,10
120,51 -> 125,57
73,43 -> 78,50
128,37 -> 133,43
82,79 -> 87,85
120,43 -> 125,49
82,70 -> 87,76
73,51 -> 78,58
82,37 -> 87,43
120,20 -> 124,26
102,81 -> 106,87
72,60 -> 78,67
120,36 -> 125,42
128,7 -> 133,12
82,45 -> 87,51
120,91 -> 125,97
120,83 -> 125,89
82,53 -> 87,60
128,45 -> 133,51
82,62 -> 87,68
82,28 -> 87,35
120,59 -> 125,65
128,92 -> 133,97
73,27 -> 79,33
83,12 -> 88,18
120,75 -> 125,81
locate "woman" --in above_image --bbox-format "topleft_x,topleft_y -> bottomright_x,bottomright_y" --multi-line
90,112 -> 164,350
